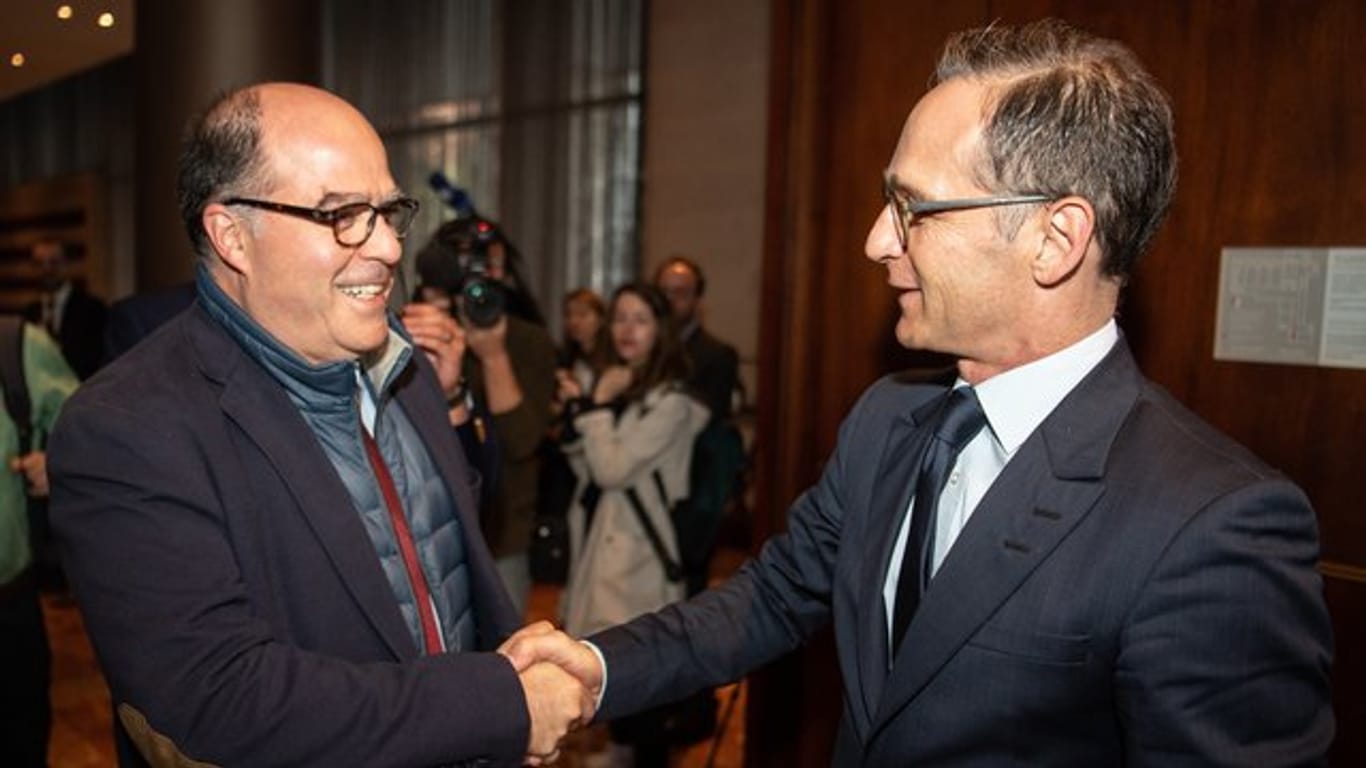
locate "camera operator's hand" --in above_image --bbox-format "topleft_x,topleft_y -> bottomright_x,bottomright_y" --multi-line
593,365 -> 633,405
401,302 -> 466,398
462,314 -> 524,415
463,314 -> 509,363
554,368 -> 584,403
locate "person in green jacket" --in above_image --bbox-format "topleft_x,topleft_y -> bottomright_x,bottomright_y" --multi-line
1,318 -> 78,767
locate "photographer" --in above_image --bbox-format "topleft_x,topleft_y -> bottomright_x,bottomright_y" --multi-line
415,216 -> 557,617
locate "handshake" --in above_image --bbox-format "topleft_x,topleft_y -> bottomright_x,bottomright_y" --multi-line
498,621 -> 605,766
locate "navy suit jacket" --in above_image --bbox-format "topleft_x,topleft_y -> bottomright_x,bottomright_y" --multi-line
592,339 -> 1334,766
49,305 -> 529,767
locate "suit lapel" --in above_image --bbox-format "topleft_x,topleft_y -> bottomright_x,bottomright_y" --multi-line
872,454 -> 1104,729
196,312 -> 418,660
868,340 -> 1143,737
854,394 -> 942,729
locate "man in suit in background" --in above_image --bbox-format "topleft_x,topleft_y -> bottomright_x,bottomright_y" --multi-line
501,19 -> 1334,765
655,255 -> 740,422
49,82 -> 587,767
26,239 -> 107,381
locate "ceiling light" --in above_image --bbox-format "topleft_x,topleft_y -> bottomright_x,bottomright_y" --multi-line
97,12 -> 115,28
10,53 -> 25,68
57,5 -> 73,20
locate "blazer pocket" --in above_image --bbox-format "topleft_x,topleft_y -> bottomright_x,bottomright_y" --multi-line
967,621 -> 1091,666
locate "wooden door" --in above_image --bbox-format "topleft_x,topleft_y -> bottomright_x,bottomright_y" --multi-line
754,1 -> 1365,763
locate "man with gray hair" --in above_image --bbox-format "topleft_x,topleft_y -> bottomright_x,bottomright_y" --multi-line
502,19 -> 1334,765
49,83 -> 587,767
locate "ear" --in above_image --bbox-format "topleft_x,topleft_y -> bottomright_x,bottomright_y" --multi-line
202,203 -> 252,276
1033,196 -> 1095,287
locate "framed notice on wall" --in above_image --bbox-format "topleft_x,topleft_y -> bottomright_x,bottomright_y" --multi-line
1214,247 -> 1366,369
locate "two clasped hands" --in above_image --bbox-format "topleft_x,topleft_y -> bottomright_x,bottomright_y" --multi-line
498,621 -> 605,766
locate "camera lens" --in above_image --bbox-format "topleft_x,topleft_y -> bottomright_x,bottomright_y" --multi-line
462,277 -> 506,328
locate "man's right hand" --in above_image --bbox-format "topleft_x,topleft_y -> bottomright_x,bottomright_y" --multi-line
500,622 -> 605,712
518,660 -> 586,766
400,302 -> 466,397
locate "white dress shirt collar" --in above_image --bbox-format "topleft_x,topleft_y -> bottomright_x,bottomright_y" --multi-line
970,319 -> 1120,457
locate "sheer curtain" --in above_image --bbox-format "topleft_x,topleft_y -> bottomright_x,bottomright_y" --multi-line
323,0 -> 644,335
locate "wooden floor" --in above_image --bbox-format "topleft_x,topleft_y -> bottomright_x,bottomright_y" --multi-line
45,592 -> 115,768
42,549 -> 748,767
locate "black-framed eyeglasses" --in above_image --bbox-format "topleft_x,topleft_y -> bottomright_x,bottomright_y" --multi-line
222,196 -> 421,247
882,178 -> 1051,251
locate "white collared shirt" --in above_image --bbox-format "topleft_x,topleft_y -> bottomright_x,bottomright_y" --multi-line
44,280 -> 72,334
883,320 -> 1120,642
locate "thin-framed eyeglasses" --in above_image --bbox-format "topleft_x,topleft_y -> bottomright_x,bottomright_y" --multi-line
222,196 -> 421,247
882,178 -> 1051,251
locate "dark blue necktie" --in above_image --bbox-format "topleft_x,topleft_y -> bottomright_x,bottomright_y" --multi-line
891,386 -> 987,654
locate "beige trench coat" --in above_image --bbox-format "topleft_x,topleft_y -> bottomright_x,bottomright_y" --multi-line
560,384 -> 709,637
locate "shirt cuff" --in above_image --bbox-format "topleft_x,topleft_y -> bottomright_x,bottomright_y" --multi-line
581,639 -> 608,714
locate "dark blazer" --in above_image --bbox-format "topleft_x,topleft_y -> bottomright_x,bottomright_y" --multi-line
25,282 -> 107,380
591,339 -> 1334,766
49,305 -> 530,768
683,326 -> 739,422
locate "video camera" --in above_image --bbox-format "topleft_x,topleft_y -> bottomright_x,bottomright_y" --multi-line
416,173 -> 507,328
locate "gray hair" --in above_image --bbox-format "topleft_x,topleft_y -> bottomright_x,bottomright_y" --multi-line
933,19 -> 1177,282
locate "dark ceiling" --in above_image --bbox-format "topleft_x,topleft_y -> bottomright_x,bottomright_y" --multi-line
0,0 -> 134,103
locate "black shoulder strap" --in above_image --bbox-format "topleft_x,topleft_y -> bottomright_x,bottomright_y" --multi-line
624,478 -> 684,583
650,469 -> 671,508
0,316 -> 31,452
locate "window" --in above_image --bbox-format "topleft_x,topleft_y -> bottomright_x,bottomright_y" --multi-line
324,0 -> 644,332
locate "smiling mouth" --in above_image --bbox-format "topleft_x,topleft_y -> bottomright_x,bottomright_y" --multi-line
338,280 -> 389,300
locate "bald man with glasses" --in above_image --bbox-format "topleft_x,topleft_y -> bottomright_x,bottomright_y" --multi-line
47,83 -> 587,768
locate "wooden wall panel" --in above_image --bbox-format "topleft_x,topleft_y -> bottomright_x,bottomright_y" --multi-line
748,1 -> 838,762
1323,565 -> 1366,757
756,1 -> 1363,763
